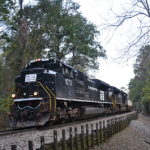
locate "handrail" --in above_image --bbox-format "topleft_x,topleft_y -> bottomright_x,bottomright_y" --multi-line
111,96 -> 117,108
36,81 -> 52,111
45,86 -> 56,112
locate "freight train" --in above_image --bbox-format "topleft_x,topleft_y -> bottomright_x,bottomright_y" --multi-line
9,58 -> 131,128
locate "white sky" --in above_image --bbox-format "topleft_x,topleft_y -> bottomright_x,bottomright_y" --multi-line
73,0 -> 135,89
24,0 -> 135,89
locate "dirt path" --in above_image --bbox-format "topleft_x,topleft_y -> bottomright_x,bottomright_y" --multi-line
90,114 -> 150,150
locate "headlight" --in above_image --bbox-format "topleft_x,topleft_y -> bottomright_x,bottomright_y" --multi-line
33,91 -> 38,96
12,94 -> 16,98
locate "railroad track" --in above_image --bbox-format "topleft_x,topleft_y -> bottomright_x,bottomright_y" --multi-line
0,127 -> 36,136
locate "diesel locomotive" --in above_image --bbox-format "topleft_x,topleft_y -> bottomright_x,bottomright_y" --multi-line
9,58 -> 130,128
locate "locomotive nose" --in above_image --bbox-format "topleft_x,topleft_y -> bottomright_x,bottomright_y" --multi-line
14,97 -> 43,110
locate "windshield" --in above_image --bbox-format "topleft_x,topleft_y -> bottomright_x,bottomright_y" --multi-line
26,61 -> 60,70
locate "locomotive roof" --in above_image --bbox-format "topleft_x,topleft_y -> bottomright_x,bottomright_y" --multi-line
25,58 -> 86,75
92,79 -> 110,90
26,58 -> 74,69
110,86 -> 127,95
92,79 -> 110,86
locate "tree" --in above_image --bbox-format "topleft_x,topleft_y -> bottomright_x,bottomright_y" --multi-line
0,0 -> 106,96
21,0 -> 105,70
26,0 -> 105,68
0,0 -> 15,56
0,0 -> 15,23
129,45 -> 150,113
103,0 -> 150,57
129,78 -> 144,111
142,73 -> 150,114
0,0 -> 16,97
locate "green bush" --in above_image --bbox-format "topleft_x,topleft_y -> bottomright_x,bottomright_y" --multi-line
0,96 -> 12,130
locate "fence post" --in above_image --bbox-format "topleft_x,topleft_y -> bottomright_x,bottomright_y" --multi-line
117,118 -> 120,132
126,116 -> 128,127
28,141 -> 33,150
110,119 -> 112,138
119,117 -> 121,131
111,119 -> 114,135
62,129 -> 66,150
113,118 -> 116,135
96,123 -> 99,145
53,130 -> 58,150
86,124 -> 89,150
115,118 -> 117,134
80,125 -> 85,150
99,121 -> 102,143
11,145 -> 17,150
121,117 -> 124,130
69,127 -> 73,150
103,121 -> 106,142
106,120 -> 109,139
91,124 -> 94,147
121,117 -> 123,130
120,117 -> 122,131
123,117 -> 126,129
126,116 -> 128,126
122,117 -> 124,129
136,112 -> 138,119
124,116 -> 126,128
40,136 -> 45,150
110,119 -> 112,137
107,120 -> 110,139
74,127 -> 79,150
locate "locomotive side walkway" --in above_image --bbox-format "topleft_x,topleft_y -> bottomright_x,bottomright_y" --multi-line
91,114 -> 150,150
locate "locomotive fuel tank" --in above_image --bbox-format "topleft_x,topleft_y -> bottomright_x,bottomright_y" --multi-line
81,106 -> 105,117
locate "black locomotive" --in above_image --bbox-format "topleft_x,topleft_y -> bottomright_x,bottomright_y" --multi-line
9,58 -> 130,127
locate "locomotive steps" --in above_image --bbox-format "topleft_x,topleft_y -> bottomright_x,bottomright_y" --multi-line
0,111 -> 137,150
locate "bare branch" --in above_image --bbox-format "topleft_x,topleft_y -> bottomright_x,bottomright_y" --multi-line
101,0 -> 150,60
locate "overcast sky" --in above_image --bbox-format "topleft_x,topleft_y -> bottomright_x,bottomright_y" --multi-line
73,0 -> 136,89
24,0 -> 136,89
